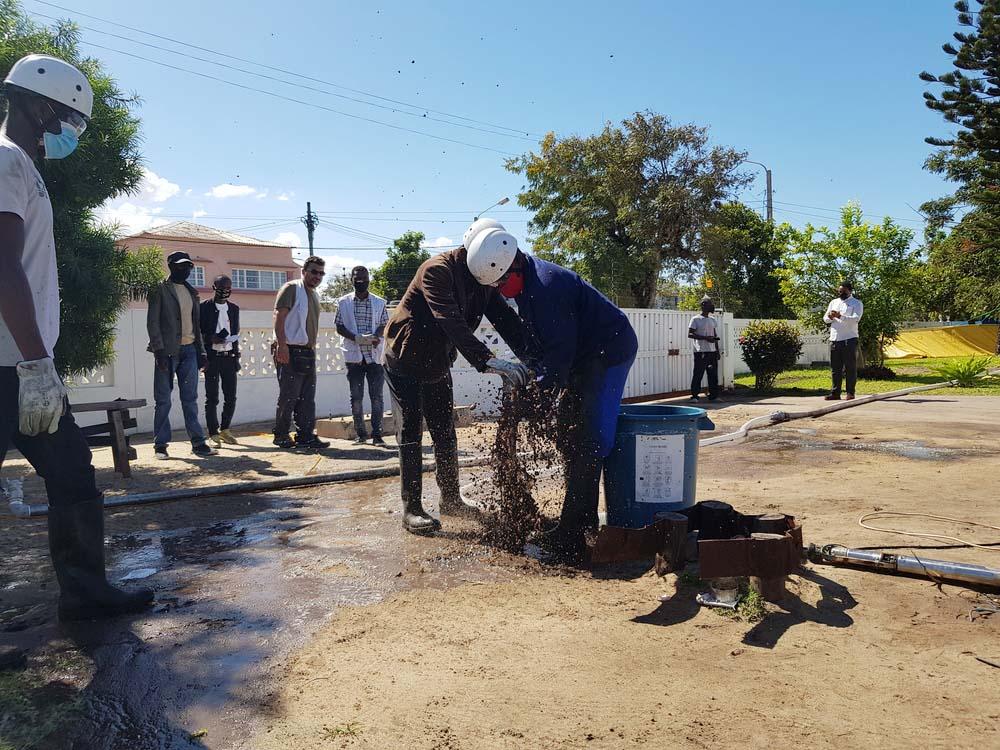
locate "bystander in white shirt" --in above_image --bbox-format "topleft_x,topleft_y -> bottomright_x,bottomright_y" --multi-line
823,295 -> 864,341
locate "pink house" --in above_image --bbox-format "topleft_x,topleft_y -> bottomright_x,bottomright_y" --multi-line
120,221 -> 300,311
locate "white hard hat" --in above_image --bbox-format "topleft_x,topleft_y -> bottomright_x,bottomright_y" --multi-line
4,54 -> 93,118
462,217 -> 505,249
467,228 -> 518,286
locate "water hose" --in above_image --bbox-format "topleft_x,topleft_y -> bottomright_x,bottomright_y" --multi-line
699,378 -> 960,448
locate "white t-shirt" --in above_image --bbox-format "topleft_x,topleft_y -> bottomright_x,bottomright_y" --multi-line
689,315 -> 719,353
0,134 -> 59,366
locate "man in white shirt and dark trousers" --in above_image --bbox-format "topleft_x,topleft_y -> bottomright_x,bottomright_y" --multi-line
0,54 -> 153,619
823,281 -> 864,401
200,275 -> 241,446
688,296 -> 721,401
335,266 -> 389,446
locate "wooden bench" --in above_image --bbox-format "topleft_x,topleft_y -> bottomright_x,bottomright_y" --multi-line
71,399 -> 146,478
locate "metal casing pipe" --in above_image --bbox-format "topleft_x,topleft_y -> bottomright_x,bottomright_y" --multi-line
814,544 -> 1000,588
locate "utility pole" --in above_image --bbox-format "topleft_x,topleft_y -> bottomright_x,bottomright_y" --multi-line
301,201 -> 318,253
744,161 -> 773,222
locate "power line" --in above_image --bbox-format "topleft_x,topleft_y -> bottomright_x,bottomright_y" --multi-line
32,0 -> 545,139
772,200 -> 925,225
77,41 -> 518,156
29,9 -> 535,143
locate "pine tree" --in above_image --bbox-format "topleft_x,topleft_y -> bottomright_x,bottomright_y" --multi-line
920,0 -> 1000,342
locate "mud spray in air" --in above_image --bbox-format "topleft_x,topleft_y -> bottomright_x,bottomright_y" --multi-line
476,383 -> 565,552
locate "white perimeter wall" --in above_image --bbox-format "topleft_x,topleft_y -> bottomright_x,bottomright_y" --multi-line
67,308 -> 749,434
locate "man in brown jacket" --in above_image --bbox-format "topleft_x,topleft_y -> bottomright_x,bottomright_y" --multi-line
384,225 -> 530,534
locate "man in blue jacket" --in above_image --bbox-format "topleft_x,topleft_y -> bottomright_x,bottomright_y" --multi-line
466,227 -> 638,561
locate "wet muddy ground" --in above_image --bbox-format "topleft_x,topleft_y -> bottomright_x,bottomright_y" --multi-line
2,395 -> 1000,749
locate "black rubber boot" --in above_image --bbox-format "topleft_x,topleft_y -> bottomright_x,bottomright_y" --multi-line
537,451 -> 602,563
434,438 -> 478,517
399,442 -> 440,535
48,498 -> 154,621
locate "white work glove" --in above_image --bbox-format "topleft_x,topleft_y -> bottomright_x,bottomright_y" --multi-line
486,357 -> 529,389
16,357 -> 68,436
357,333 -> 375,346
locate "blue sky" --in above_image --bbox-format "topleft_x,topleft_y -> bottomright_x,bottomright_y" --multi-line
24,0 -> 959,274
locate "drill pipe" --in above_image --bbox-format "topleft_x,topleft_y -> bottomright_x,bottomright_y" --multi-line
810,544 -> 1000,588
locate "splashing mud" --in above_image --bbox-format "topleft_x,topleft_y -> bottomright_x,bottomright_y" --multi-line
478,383 -> 565,552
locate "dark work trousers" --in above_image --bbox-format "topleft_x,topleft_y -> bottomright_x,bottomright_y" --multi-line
273,346 -> 317,438
204,353 -> 239,436
691,351 -> 720,398
346,361 -> 385,439
0,367 -> 100,509
830,338 -> 859,396
385,367 -> 459,502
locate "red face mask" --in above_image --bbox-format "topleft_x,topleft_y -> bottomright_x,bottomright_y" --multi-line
499,271 -> 524,298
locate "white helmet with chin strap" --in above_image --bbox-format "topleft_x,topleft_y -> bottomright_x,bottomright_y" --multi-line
462,217 -> 505,249
4,54 -> 93,118
467,228 -> 518,286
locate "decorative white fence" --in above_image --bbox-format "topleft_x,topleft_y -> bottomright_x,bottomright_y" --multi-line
67,308 -> 741,435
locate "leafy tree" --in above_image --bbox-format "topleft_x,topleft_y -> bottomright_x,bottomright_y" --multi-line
682,203 -> 794,319
370,230 -> 430,302
1,3 -> 162,375
506,111 -> 750,307
775,204 -> 920,367
319,268 -> 355,312
919,0 -> 1000,342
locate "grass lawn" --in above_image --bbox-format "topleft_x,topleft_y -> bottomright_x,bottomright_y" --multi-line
734,355 -> 1000,396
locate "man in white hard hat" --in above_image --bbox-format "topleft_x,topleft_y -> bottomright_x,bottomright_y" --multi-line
467,228 -> 638,562
0,54 -> 153,619
382,218 -> 531,534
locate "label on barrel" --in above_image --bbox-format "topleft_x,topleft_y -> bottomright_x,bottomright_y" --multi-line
635,434 -> 685,504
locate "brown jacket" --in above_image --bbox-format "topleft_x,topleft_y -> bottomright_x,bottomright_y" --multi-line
384,247 -> 528,381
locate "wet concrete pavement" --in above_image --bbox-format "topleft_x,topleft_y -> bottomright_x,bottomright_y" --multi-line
0,477 -> 519,750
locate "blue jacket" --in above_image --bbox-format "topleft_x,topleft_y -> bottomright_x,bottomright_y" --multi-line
515,256 -> 638,388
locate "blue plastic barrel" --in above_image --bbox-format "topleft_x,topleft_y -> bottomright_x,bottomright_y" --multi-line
603,405 -> 715,528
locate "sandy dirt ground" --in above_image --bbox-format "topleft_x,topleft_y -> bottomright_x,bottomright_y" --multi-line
254,396 -> 1000,750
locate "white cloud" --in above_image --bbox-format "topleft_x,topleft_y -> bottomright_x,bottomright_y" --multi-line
192,209 -> 208,219
184,188 -> 193,197
205,183 -> 258,199
276,192 -> 292,202
97,202 -> 171,235
140,169 -> 181,202
273,231 -> 303,248
422,236 -> 454,249
255,191 -> 268,200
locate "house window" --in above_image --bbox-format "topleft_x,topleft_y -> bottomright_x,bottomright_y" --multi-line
191,266 -> 206,288
232,269 -> 287,291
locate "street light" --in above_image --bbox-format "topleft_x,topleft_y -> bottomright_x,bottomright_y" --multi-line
474,196 -> 510,220
743,160 -> 773,222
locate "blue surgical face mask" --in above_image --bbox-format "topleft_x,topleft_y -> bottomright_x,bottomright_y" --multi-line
42,122 -> 80,160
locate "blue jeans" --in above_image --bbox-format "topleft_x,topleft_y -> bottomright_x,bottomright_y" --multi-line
346,361 -> 385,439
153,344 -> 206,449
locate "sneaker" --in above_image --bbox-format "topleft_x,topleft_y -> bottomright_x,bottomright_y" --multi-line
296,434 -> 330,450
845,394 -> 856,401
688,395 -> 701,402
824,394 -> 841,401
273,435 -> 295,449
210,433 -> 223,448
154,446 -> 169,460
352,435 -> 369,445
219,429 -> 239,445
372,436 -> 387,447
192,443 -> 218,457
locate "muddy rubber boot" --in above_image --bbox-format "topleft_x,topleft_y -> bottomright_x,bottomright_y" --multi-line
537,451 -> 602,563
48,498 -> 154,621
434,439 -> 478,517
399,442 -> 440,535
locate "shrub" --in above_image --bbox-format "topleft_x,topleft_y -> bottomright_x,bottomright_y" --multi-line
930,356 -> 998,387
738,320 -> 803,392
857,364 -> 896,380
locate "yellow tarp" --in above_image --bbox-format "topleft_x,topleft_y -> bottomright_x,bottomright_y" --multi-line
885,324 -> 998,359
